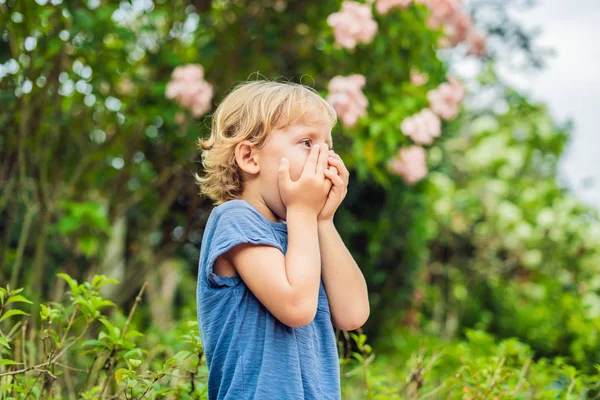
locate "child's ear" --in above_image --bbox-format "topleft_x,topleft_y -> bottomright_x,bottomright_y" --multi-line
235,140 -> 260,175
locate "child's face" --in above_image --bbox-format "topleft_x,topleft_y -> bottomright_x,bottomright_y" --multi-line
256,115 -> 333,221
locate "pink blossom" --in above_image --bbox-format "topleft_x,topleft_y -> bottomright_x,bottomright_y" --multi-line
175,112 -> 186,125
422,0 -> 487,57
326,74 -> 368,127
466,28 -> 487,56
327,1 -> 378,50
375,0 -> 412,15
389,146 -> 428,184
410,69 -> 428,86
442,11 -> 471,47
165,64 -> 214,117
425,0 -> 460,29
400,108 -> 441,145
172,64 -> 205,81
427,77 -> 465,120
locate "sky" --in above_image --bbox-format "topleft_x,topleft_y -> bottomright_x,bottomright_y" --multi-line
500,0 -> 600,208
454,0 -> 599,209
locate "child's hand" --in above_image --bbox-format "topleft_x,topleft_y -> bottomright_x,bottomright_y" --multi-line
318,150 -> 349,221
278,143 -> 332,217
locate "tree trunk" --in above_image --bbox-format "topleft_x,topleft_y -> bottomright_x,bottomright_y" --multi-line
98,215 -> 126,299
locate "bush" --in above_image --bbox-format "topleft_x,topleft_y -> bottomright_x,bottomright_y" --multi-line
1,274 -> 598,399
0,275 -> 207,399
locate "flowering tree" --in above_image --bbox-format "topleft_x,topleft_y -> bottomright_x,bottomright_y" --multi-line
3,0 -> 600,397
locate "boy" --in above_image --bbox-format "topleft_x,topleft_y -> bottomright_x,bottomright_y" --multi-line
195,80 -> 369,399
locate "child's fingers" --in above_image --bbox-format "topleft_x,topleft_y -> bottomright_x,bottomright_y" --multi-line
325,166 -> 338,189
327,156 -> 346,174
328,151 -> 344,164
325,173 -> 334,191
302,144 -> 321,177
316,143 -> 329,177
328,156 -> 340,165
327,155 -> 349,183
324,169 -> 344,187
323,165 -> 337,191
278,158 -> 291,186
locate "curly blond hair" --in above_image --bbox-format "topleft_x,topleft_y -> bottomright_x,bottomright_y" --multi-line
195,80 -> 338,204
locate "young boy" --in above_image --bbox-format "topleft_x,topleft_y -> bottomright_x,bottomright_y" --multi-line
195,80 -> 369,399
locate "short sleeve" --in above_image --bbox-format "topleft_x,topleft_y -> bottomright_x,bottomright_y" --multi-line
201,202 -> 284,288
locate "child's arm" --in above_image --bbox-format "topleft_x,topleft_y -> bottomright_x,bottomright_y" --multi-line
320,152 -> 370,331
318,220 -> 369,331
225,144 -> 331,327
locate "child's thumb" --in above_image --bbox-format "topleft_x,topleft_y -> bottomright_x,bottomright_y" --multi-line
278,158 -> 290,183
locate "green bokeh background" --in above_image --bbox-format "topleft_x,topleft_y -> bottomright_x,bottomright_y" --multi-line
1,0 -> 599,398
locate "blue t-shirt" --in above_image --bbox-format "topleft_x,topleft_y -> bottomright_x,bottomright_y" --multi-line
196,199 -> 341,400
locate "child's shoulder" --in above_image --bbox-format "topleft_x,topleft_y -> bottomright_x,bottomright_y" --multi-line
208,199 -> 268,228
203,200 -> 285,249
211,199 -> 255,217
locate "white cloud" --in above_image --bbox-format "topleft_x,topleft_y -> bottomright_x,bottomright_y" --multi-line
473,0 -> 600,208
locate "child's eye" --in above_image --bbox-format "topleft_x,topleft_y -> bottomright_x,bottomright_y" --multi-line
300,139 -> 311,148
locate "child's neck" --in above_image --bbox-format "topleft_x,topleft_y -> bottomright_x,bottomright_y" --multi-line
238,193 -> 281,223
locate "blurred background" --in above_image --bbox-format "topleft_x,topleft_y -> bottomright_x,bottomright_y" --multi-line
1,0 -> 599,398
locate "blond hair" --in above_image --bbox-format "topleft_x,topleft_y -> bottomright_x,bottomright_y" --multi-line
195,80 -> 338,204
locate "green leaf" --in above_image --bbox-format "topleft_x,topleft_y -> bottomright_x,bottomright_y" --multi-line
125,330 -> 144,340
5,295 -> 33,306
352,352 -> 365,363
74,8 -> 95,29
0,309 -> 29,323
0,336 -> 10,349
100,300 -> 117,308
123,348 -> 145,359
81,339 -> 104,349
39,304 -> 49,320
0,359 -> 23,366
92,275 -> 119,289
78,237 -> 99,257
92,275 -> 105,288
173,350 -> 192,363
56,216 -> 79,234
73,299 -> 93,318
115,368 -> 129,385
98,318 -> 121,340
57,273 -> 79,293
128,358 -> 142,368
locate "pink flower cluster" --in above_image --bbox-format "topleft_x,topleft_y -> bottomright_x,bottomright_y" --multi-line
427,77 -> 465,120
327,1 -> 378,50
326,74 -> 368,128
375,0 -> 412,15
400,108 -> 441,145
165,64 -> 214,117
389,146 -> 428,185
466,29 -> 486,57
391,75 -> 465,184
410,69 -> 428,86
423,0 -> 487,56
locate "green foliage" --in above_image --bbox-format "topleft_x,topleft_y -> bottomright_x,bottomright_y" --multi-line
413,87 -> 600,371
0,275 -> 209,399
2,0 -> 600,398
2,275 -> 599,398
343,330 -> 600,399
